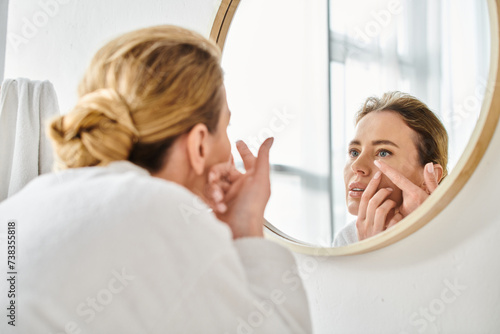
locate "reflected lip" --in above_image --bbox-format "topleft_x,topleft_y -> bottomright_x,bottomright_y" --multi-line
348,182 -> 367,199
348,182 -> 367,191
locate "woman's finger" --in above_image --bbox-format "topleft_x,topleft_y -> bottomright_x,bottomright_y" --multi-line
236,140 -> 257,171
423,162 -> 439,194
357,187 -> 392,239
374,160 -> 420,194
206,191 -> 224,213
220,167 -> 242,184
386,212 -> 404,229
363,188 -> 394,233
373,199 -> 397,235
357,171 -> 382,221
208,180 -> 231,202
254,137 -> 274,178
207,162 -> 238,192
211,184 -> 224,202
209,155 -> 236,181
219,176 -> 245,206
218,180 -> 231,192
209,163 -> 228,183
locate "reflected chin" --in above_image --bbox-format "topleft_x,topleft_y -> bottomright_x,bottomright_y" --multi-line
347,200 -> 359,217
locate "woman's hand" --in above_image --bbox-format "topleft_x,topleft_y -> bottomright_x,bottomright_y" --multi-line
206,138 -> 274,239
356,160 -> 440,241
206,157 -> 239,214
355,171 -> 403,241
374,160 -> 439,217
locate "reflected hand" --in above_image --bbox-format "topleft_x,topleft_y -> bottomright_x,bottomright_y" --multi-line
374,160 -> 439,217
356,171 -> 403,241
206,138 -> 274,239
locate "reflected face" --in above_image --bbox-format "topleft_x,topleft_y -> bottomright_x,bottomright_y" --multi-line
344,110 -> 425,216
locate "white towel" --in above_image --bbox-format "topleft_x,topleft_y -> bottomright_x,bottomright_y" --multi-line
0,78 -> 60,201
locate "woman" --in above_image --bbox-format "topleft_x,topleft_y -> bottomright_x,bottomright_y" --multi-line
0,26 -> 311,333
333,91 -> 448,246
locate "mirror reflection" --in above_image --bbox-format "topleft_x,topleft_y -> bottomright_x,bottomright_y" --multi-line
334,91 -> 448,246
222,0 -> 491,246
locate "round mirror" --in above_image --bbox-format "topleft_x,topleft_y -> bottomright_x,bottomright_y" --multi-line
211,0 -> 500,254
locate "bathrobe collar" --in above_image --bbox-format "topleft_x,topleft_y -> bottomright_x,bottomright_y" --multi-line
106,160 -> 151,177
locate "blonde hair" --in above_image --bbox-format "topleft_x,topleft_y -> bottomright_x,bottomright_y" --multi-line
49,25 -> 223,172
356,91 -> 449,180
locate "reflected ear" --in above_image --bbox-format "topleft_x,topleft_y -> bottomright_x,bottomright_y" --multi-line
421,163 -> 444,192
186,123 -> 209,175
433,164 -> 444,184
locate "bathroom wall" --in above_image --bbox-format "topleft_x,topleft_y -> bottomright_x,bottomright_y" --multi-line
3,0 -> 500,333
0,0 -> 9,82
3,0 -> 222,113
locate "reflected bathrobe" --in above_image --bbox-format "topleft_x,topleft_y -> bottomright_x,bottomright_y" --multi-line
0,161 -> 311,333
332,220 -> 358,247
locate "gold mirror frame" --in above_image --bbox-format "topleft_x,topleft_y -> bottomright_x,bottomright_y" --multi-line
210,0 -> 500,256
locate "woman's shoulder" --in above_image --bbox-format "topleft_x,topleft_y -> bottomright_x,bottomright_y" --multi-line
19,160 -> 194,201
1,160 -> 230,240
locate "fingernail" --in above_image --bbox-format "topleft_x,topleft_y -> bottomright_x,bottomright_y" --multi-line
213,190 -> 223,202
386,187 -> 393,192
267,137 -> 274,146
427,163 -> 434,174
217,203 -> 227,213
374,171 -> 381,179
208,171 -> 216,182
374,160 -> 381,168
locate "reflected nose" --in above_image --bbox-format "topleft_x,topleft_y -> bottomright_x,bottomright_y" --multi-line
350,153 -> 371,176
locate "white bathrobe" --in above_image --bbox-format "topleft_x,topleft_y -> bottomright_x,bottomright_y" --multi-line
0,161 -> 311,333
333,220 -> 358,247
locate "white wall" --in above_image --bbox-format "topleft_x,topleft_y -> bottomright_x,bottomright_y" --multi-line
4,0 -> 222,114
4,0 -> 500,333
0,0 -> 9,82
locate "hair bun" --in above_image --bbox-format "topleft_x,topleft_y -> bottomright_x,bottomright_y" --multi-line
49,88 -> 139,168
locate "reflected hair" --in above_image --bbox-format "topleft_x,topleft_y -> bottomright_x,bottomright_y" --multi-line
356,91 -> 449,181
49,25 -> 224,172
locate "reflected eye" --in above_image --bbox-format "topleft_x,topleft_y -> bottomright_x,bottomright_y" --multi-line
377,149 -> 392,158
348,149 -> 360,158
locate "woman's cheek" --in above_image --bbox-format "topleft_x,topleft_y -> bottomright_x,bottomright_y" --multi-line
381,176 -> 403,207
388,188 -> 404,208
347,200 -> 360,216
224,136 -> 231,161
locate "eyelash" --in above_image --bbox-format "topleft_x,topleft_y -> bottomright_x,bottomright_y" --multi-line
376,149 -> 392,158
348,149 -> 393,158
348,149 -> 360,158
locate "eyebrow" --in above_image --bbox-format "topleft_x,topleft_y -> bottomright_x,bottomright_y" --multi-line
348,140 -> 400,148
